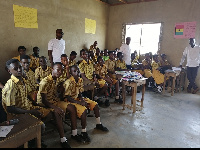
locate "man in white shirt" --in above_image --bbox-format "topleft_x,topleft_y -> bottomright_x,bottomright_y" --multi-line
119,37 -> 131,69
48,29 -> 65,68
179,38 -> 200,94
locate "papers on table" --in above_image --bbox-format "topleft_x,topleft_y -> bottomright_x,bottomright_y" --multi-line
0,125 -> 14,137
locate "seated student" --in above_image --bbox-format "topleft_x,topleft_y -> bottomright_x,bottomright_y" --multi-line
62,65 -> 109,142
151,54 -> 165,90
69,51 -> 77,67
57,54 -> 70,84
113,50 -> 118,61
88,50 -> 97,65
115,52 -> 128,71
29,47 -> 40,72
35,56 -> 52,84
12,46 -> 26,61
89,41 -> 98,55
95,56 -> 122,103
131,53 -> 144,75
2,59 -> 72,148
20,55 -> 38,101
160,53 -> 172,73
142,53 -> 154,88
78,49 -> 109,107
37,62 -> 85,145
105,51 -> 123,103
102,49 -> 109,61
95,48 -> 101,58
100,50 -> 104,57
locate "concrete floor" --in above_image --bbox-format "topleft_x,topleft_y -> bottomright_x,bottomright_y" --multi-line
42,89 -> 200,148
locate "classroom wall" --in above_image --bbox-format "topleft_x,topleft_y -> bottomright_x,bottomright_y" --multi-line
0,0 -> 109,82
107,0 -> 200,88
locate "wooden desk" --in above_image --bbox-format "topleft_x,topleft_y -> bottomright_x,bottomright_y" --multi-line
163,71 -> 177,96
122,78 -> 147,113
0,114 -> 42,148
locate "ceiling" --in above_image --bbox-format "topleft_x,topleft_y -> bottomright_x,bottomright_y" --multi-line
98,0 -> 157,6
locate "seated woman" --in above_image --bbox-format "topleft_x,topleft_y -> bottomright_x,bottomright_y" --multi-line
160,53 -> 172,74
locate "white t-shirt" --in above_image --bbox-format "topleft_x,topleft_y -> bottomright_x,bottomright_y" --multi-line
180,45 -> 200,67
119,43 -> 131,65
48,38 -> 65,63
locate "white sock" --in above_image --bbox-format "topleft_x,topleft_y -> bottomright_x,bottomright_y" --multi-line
96,117 -> 101,124
72,129 -> 77,136
115,96 -> 119,99
82,128 -> 86,132
61,137 -> 67,143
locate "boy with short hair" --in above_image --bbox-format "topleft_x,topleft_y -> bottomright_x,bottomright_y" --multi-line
20,55 -> 38,101
63,65 -> 109,137
2,59 -> 72,148
35,56 -> 52,84
115,52 -> 128,71
29,47 -> 40,72
12,46 -> 26,61
69,51 -> 77,67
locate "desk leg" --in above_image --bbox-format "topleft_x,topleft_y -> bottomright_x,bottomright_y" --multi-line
36,125 -> 41,148
132,84 -> 137,113
141,84 -> 145,108
163,75 -> 166,94
122,81 -> 126,110
172,77 -> 176,96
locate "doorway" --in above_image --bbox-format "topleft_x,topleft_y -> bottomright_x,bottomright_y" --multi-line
125,23 -> 162,55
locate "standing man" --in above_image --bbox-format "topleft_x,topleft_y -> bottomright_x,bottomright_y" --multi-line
119,37 -> 132,69
179,38 -> 200,94
48,29 -> 65,68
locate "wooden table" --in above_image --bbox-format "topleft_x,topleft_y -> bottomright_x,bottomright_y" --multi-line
0,114 -> 42,148
122,78 -> 147,113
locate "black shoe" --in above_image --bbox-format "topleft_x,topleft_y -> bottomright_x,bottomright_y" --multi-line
81,132 -> 91,143
96,99 -> 104,106
104,99 -> 110,107
95,124 -> 109,132
71,134 -> 83,143
60,141 -> 71,148
115,98 -> 123,104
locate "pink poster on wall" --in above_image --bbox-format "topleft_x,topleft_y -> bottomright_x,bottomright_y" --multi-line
174,21 -> 196,39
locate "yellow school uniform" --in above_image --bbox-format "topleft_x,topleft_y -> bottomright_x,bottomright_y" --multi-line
29,54 -> 40,71
115,60 -> 127,70
2,75 -> 50,120
56,67 -> 69,85
12,55 -> 20,61
35,66 -> 52,83
79,59 -> 105,88
63,76 -> 97,118
37,74 -> 70,113
131,60 -> 144,75
69,59 -> 76,67
24,69 -> 38,101
151,61 -> 164,84
105,59 -> 118,82
95,63 -> 117,85
142,59 -> 153,78
79,60 -> 94,80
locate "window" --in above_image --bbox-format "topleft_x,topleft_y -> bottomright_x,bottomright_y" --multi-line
122,23 -> 162,55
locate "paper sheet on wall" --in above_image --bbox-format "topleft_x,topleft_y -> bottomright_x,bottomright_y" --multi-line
85,18 -> 96,34
13,4 -> 38,29
174,22 -> 196,39
0,125 -> 14,137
